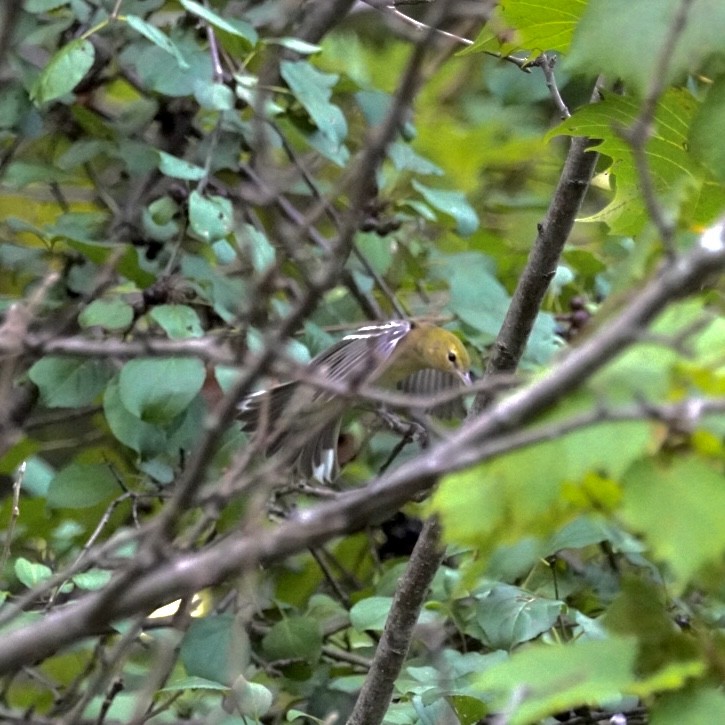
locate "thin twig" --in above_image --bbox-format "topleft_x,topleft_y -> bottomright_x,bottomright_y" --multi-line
0,463 -> 24,577
535,53 -> 570,119
618,0 -> 697,259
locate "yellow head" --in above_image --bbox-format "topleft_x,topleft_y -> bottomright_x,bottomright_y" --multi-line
387,322 -> 471,385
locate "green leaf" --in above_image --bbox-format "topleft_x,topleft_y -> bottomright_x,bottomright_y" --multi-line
47,462 -> 119,509
620,456 -> 725,583
262,616 -> 323,663
349,596 -> 393,633
651,687 -> 725,725
157,151 -> 206,181
193,81 -> 235,111
15,557 -> 53,588
602,577 -> 700,675
20,456 -> 55,498
550,89 -> 720,234
463,0 -> 587,57
280,60 -> 347,148
120,29 -> 211,97
30,38 -> 95,105
149,305 -> 203,340
25,0 -> 71,11
78,298 -> 134,331
179,0 -> 257,46
238,223 -> 276,273
689,76 -> 725,182
72,569 -> 112,590
162,676 -> 230,692
448,695 -> 488,725
188,190 -> 234,242
180,614 -> 250,686
125,15 -> 189,69
142,196 -> 181,242
228,675 -> 274,718
388,141 -> 444,176
118,358 -> 205,424
433,416 -> 650,554
103,377 -> 167,455
412,181 -> 479,236
268,37 -> 321,55
28,356 -> 112,407
475,636 -> 638,725
567,0 -> 725,96
475,584 -> 564,650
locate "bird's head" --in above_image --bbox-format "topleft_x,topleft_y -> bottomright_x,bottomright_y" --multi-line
402,322 -> 472,385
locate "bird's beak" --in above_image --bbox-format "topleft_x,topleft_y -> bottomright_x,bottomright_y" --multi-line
458,370 -> 472,386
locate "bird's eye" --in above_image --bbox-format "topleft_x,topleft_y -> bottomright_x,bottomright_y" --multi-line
447,351 -> 457,364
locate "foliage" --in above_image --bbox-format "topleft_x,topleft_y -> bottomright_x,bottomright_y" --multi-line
0,1 -> 723,724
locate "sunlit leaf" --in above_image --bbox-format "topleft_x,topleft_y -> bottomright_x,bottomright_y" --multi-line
30,38 -> 95,105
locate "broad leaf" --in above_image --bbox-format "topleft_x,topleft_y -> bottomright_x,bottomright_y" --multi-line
30,38 -> 95,104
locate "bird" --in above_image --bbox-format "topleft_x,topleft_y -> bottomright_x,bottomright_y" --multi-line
238,320 -> 472,482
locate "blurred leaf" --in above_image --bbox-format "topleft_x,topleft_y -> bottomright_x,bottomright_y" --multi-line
620,456 -> 725,583
72,569 -> 112,590
25,0 -> 72,11
188,190 -> 234,242
280,60 -> 347,148
78,298 -> 134,331
433,418 -> 650,554
238,223 -> 276,273
179,0 -> 257,45
28,357 -> 112,408
118,358 -> 205,424
475,636 -> 638,725
268,37 -> 321,54
20,456 -> 55,498
567,0 -> 725,96
689,76 -> 725,182
30,38 -> 95,104
119,29 -> 211,96
162,676 -> 230,692
142,196 -> 181,242
149,304 -> 203,340
180,614 -> 250,686
157,151 -> 206,181
603,577 -> 700,674
262,616 -> 323,663
47,462 -> 119,509
651,688 -> 725,725
412,181 -> 479,236
15,557 -> 53,588
388,141 -> 444,176
125,15 -> 189,69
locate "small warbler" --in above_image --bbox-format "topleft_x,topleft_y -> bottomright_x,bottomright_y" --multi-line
238,320 -> 471,482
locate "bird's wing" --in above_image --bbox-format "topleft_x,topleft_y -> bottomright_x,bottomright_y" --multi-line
310,320 -> 412,386
397,368 -> 469,419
